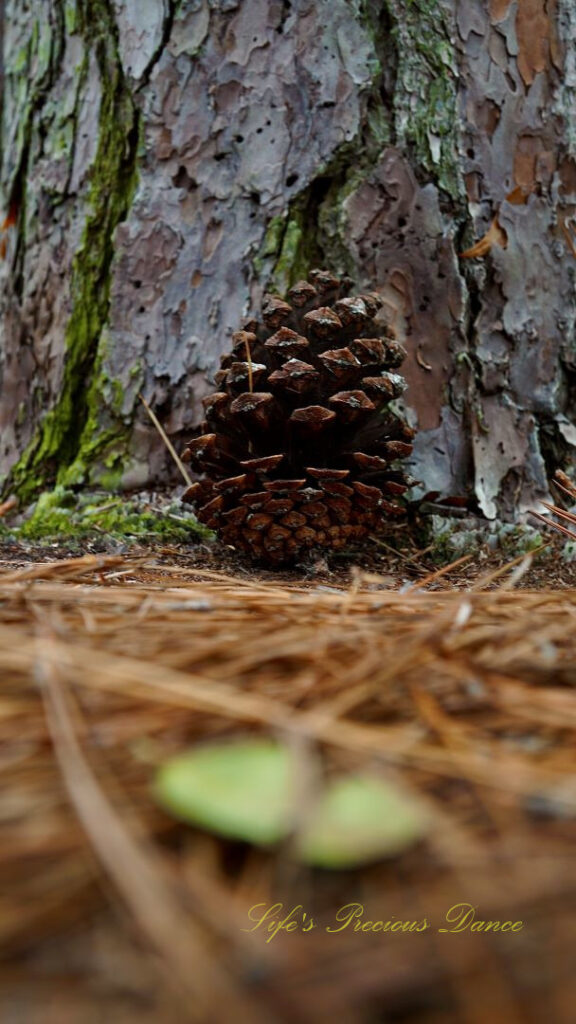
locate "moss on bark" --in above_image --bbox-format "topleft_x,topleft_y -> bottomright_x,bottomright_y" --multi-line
6,0 -> 140,501
259,0 -> 464,292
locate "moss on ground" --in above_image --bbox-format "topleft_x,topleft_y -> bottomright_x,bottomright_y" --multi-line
422,514 -> 546,566
13,487 -> 213,544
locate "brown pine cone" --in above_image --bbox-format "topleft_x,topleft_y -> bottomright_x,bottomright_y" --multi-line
182,270 -> 415,565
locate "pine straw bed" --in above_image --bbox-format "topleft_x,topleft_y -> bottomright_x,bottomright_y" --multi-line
1,550 -> 576,1023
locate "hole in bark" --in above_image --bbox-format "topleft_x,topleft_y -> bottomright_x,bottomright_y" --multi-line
321,101 -> 336,108
234,135 -> 244,143
467,148 -> 475,158
133,280 -> 142,289
214,152 -> 228,161
172,166 -> 197,191
286,173 -> 299,187
398,217 -> 407,228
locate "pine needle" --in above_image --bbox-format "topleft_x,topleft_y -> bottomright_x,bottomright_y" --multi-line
37,639 -> 265,1023
530,509 -> 576,542
138,393 -> 193,488
2,553 -> 576,1018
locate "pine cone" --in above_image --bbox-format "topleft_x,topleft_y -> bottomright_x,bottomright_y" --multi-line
182,269 -> 415,565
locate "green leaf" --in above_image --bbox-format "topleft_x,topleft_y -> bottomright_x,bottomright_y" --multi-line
154,741 -> 429,869
153,739 -> 294,846
297,775 -> 428,869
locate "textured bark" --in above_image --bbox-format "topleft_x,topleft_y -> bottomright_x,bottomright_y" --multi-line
0,0 -> 575,517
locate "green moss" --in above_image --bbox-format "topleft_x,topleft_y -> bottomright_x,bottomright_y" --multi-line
257,154 -> 360,293
495,524 -> 544,557
253,215 -> 289,278
258,213 -> 311,295
274,219 -> 307,288
65,1 -> 80,36
382,0 -> 463,201
18,487 -> 79,539
6,0 -> 140,503
13,44 -> 30,74
36,17 -> 54,75
425,517 -> 455,564
17,487 -> 213,544
258,0 -> 463,295
60,338 -> 144,489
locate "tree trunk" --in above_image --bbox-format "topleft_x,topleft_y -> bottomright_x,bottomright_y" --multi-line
1,0 -> 575,519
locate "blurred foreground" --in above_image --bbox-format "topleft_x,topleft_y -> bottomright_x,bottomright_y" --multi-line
1,551 -> 575,1023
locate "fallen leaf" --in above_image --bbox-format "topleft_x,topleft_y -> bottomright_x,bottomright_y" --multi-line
153,739 -> 294,846
460,216 -> 508,259
296,774 -> 428,869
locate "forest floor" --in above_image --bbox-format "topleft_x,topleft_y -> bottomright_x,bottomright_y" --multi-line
1,533 -> 576,1023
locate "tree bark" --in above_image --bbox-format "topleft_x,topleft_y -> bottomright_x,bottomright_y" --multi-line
1,0 -> 575,519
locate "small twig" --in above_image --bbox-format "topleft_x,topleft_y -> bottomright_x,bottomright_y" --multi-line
82,500 -> 122,517
470,544 -> 550,590
138,393 -> 193,488
369,535 -> 436,566
403,553 -> 474,592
